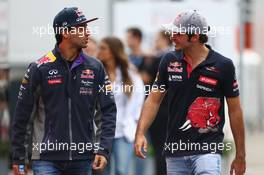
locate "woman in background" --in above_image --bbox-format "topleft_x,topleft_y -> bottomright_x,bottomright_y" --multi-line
83,37 -> 98,57
97,36 -> 145,175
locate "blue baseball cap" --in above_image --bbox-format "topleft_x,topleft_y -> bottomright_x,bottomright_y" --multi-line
53,7 -> 98,30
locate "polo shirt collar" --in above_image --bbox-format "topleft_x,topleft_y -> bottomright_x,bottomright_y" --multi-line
175,44 -> 217,66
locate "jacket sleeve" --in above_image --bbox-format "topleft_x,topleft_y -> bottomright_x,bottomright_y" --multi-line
95,63 -> 116,161
11,62 -> 41,164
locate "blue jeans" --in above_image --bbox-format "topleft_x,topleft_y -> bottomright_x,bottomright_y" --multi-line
98,137 -> 133,175
166,153 -> 221,175
32,160 -> 92,175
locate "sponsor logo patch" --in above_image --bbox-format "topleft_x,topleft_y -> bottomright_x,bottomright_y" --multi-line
20,85 -> 26,91
205,66 -> 220,73
48,69 -> 58,75
168,67 -> 183,73
79,87 -> 93,95
48,78 -> 63,85
168,61 -> 183,73
81,69 -> 95,79
24,73 -> 29,79
199,76 -> 218,86
81,80 -> 93,87
196,84 -> 214,92
168,74 -> 183,82
21,78 -> 28,84
37,51 -> 56,67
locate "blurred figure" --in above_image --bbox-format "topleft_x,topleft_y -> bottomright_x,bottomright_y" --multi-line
97,37 -> 145,175
0,66 -> 9,175
126,27 -> 144,68
0,67 -> 9,111
83,37 -> 98,57
141,30 -> 174,86
148,30 -> 173,175
153,30 -> 174,57
126,27 -> 157,175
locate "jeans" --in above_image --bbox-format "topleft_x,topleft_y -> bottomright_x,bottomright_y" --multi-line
98,137 -> 133,175
166,153 -> 221,175
32,160 -> 92,175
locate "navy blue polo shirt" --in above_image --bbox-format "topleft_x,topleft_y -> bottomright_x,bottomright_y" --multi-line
154,45 -> 239,157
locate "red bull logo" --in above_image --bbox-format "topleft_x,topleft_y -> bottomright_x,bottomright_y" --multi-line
37,52 -> 56,67
168,61 -> 183,73
179,97 -> 221,133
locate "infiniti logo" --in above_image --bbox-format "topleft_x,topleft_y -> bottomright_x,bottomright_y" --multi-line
49,69 -> 58,75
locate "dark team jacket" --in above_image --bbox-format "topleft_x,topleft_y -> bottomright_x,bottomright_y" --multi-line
11,45 -> 116,164
154,45 -> 239,157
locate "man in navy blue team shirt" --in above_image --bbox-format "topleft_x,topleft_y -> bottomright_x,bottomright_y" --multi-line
135,10 -> 246,175
12,7 -> 116,175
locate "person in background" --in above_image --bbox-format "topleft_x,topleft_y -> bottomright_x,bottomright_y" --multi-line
97,36 -> 145,175
140,30 -> 174,86
126,27 -> 155,175
83,37 -> 98,57
147,30 -> 174,175
126,27 -> 145,69
153,30 -> 174,58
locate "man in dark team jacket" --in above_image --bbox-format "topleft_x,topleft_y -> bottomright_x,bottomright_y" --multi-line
11,7 -> 116,175
135,10 -> 246,175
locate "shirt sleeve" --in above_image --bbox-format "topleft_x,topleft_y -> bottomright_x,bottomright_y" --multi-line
222,59 -> 239,98
153,54 -> 169,91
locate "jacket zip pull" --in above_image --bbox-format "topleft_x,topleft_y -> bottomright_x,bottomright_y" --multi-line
64,60 -> 73,160
68,98 -> 73,160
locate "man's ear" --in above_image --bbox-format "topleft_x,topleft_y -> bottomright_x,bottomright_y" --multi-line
61,28 -> 70,39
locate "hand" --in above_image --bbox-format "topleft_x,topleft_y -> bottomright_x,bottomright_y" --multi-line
12,164 -> 28,175
134,134 -> 148,159
230,156 -> 246,175
92,154 -> 107,172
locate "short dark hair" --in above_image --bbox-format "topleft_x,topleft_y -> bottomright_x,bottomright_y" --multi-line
127,27 -> 143,41
198,34 -> 208,44
55,34 -> 63,44
54,27 -> 69,45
